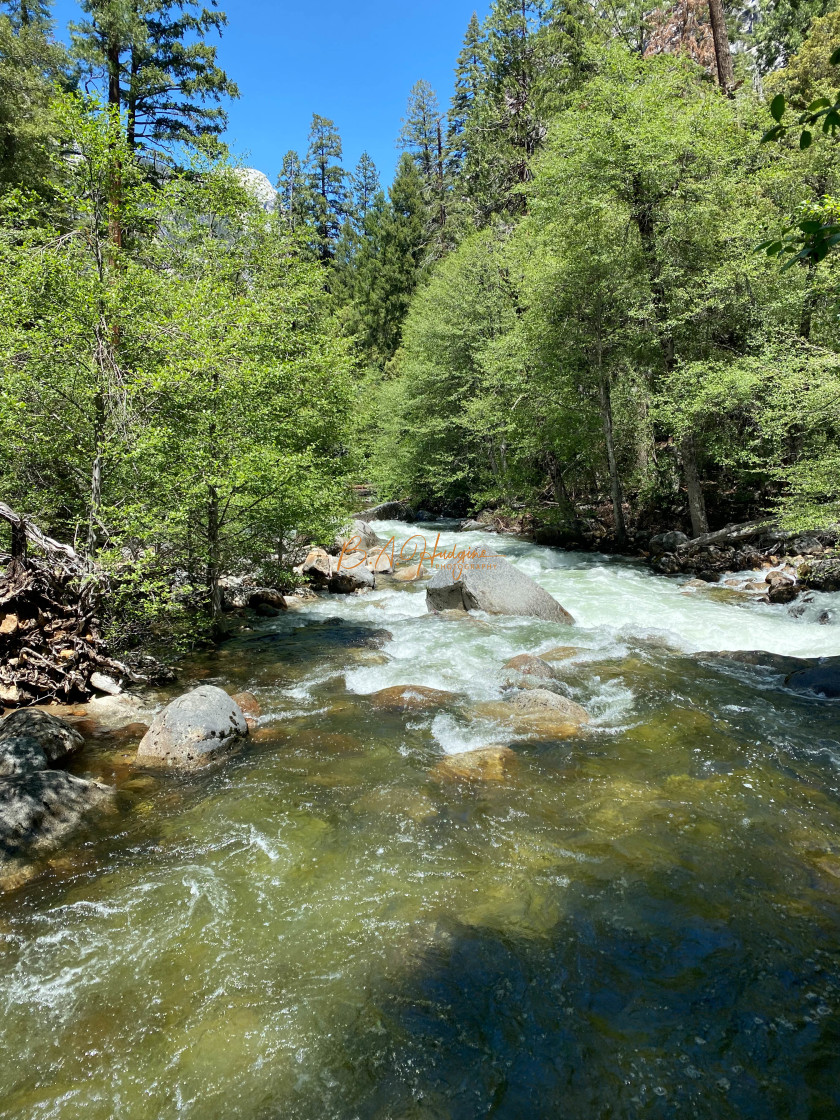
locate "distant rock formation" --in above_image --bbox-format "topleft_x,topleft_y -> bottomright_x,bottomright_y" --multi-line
234,168 -> 277,212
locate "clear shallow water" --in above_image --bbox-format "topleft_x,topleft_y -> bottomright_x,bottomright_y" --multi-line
2,523 -> 840,1119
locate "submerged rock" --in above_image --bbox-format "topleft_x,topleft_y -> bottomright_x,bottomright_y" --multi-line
434,745 -> 516,783
475,687 -> 589,739
369,685 -> 458,713
503,654 -> 558,682
786,663 -> 840,699
426,553 -> 574,624
230,691 -> 261,728
136,685 -> 248,767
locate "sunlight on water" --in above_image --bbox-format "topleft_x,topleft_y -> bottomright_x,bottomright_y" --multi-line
1,523 -> 839,1119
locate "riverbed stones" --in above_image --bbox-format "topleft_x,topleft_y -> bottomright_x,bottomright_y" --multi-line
301,548 -> 332,586
434,745 -> 516,783
540,646 -> 580,662
369,685 -> 458,713
136,685 -> 248,767
476,688 -> 589,738
329,555 -> 375,594
336,519 -> 379,552
231,691 -> 261,728
426,553 -> 574,624
503,654 -> 558,682
392,561 -> 426,582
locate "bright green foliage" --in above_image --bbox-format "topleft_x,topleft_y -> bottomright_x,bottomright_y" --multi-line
70,0 -> 239,150
0,96 -> 352,642
304,113 -> 347,260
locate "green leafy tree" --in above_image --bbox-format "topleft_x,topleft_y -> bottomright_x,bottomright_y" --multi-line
276,148 -> 309,232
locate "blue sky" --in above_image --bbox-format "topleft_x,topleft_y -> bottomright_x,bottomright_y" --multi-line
50,0 -> 489,187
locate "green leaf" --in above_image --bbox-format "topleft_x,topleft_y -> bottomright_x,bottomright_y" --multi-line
823,109 -> 840,132
831,46 -> 840,66
760,124 -> 786,143
770,94 -> 786,122
754,240 -> 776,252
807,98 -> 832,112
800,220 -> 822,233
765,241 -> 784,256
801,130 -> 813,149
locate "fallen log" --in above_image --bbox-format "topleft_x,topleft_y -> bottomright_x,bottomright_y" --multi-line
676,519 -> 777,552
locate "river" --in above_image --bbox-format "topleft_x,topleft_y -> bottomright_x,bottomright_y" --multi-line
1,520 -> 839,1118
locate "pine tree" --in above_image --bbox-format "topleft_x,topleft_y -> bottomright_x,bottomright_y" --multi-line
447,12 -> 486,176
397,80 -> 442,188
304,113 -> 347,261
2,0 -> 52,30
349,151 -> 380,229
71,1 -> 238,150
0,0 -> 66,194
343,154 -> 427,362
276,149 -> 309,232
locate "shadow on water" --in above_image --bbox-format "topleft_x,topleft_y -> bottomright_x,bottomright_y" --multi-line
269,877 -> 840,1120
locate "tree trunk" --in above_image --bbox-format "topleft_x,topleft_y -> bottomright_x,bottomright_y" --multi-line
87,388 -> 106,555
207,485 -> 222,621
631,174 -> 709,534
681,433 -> 709,537
708,0 -> 735,95
598,375 -> 627,546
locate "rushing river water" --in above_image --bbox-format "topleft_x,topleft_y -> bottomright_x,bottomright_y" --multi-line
2,521 -> 840,1119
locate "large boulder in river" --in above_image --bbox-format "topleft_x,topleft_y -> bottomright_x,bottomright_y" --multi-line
427,553 -> 574,624
0,709 -> 111,885
0,709 -> 84,778
369,685 -> 458,713
329,554 -> 375,594
360,500 -> 414,521
0,770 -> 113,881
136,685 -> 248,767
335,519 -> 379,553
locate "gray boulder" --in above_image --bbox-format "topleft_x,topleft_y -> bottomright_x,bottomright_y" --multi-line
650,531 -> 690,554
360,501 -> 413,521
0,771 -> 113,877
336,519 -> 379,553
329,554 -> 376,594
0,709 -> 84,778
136,685 -> 248,767
427,553 -> 574,624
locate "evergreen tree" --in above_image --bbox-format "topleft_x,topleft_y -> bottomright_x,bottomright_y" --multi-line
397,80 -> 442,190
447,12 -> 486,176
0,2 -> 66,194
71,0 -> 239,150
276,148 -> 309,232
2,0 -> 52,30
341,155 -> 427,363
349,151 -> 380,229
304,113 -> 347,261
745,0 -> 837,75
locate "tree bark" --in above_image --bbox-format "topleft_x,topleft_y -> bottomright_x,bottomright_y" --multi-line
598,376 -> 627,546
681,432 -> 709,537
708,0 -> 735,95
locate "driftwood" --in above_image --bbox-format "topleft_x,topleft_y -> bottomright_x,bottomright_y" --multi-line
676,519 -> 777,552
0,504 -> 125,708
